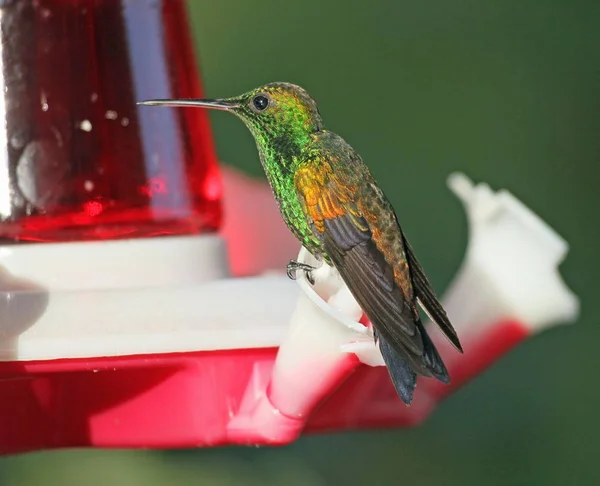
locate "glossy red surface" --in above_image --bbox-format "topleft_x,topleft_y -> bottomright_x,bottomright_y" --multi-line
0,319 -> 529,454
0,0 -> 221,243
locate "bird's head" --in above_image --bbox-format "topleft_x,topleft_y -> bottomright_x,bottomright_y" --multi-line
139,82 -> 324,149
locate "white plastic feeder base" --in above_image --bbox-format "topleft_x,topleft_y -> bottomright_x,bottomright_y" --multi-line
0,234 -> 300,361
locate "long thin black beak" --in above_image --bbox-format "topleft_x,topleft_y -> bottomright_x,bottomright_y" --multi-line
136,98 -> 238,111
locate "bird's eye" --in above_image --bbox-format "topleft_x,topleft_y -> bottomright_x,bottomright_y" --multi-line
252,95 -> 270,112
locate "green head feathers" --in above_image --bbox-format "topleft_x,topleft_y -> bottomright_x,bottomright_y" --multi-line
138,82 -> 324,150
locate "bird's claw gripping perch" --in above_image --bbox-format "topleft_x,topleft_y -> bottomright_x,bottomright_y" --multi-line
286,260 -> 316,285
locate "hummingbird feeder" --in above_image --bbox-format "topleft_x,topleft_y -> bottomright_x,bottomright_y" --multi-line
0,0 -> 579,454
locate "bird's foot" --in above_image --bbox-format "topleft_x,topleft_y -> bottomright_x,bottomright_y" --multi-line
286,260 -> 316,285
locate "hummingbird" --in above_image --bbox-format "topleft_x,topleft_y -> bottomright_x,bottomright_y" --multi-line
138,83 -> 463,405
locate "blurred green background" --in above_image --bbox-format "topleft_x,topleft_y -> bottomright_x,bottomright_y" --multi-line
1,0 -> 598,484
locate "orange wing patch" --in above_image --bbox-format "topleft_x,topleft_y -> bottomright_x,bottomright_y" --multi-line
295,160 -> 342,231
294,159 -> 362,232
295,157 -> 414,306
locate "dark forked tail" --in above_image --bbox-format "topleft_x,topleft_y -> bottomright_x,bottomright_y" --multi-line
376,321 -> 449,405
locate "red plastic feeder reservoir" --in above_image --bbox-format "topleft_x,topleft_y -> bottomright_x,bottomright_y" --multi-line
0,0 -> 221,243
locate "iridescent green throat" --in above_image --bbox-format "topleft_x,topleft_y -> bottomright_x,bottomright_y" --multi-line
246,124 -> 323,254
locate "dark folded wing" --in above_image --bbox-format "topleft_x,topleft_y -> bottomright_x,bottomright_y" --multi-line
403,238 -> 463,352
322,216 -> 424,358
321,214 -> 426,404
294,160 -> 446,380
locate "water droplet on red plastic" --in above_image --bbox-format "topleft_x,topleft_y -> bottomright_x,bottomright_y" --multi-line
83,200 -> 103,217
16,139 -> 67,212
140,177 -> 167,197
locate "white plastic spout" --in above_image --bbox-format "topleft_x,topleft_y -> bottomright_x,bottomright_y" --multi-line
445,173 -> 580,334
267,250 -> 370,418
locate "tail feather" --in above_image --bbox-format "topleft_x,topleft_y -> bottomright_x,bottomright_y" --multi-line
376,320 -> 450,405
404,238 -> 463,352
418,321 -> 450,384
377,333 -> 417,405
